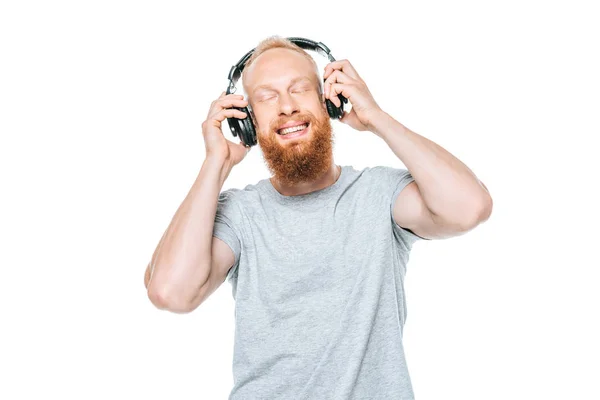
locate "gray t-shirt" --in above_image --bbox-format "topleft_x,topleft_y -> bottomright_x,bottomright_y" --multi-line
213,164 -> 426,400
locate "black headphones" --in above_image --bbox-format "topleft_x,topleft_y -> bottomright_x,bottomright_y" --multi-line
225,37 -> 348,148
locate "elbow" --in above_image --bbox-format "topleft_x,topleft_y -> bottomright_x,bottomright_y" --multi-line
428,193 -> 493,237
477,193 -> 493,223
477,181 -> 493,222
460,195 -> 493,231
147,285 -> 196,314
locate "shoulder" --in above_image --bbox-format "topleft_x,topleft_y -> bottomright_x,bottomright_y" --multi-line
217,180 -> 264,212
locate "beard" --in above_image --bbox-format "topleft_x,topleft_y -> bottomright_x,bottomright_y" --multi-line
257,108 -> 335,186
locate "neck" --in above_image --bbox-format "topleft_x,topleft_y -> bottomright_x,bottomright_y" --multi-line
270,162 -> 341,197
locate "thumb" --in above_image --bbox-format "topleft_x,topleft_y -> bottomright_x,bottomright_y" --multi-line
230,142 -> 251,164
340,108 -> 359,125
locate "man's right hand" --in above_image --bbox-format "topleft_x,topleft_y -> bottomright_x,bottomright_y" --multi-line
202,91 -> 252,167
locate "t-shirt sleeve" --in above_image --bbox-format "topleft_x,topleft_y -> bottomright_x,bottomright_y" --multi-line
213,188 -> 243,281
383,166 -> 428,248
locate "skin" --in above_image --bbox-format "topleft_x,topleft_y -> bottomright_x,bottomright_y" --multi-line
242,48 -> 492,238
321,59 -> 493,238
242,48 -> 342,196
144,47 -> 494,310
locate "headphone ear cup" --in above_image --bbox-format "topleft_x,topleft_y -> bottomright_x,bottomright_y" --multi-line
239,107 -> 257,147
226,106 -> 257,147
326,95 -> 346,119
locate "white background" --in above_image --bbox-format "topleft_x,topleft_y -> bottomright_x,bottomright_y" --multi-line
1,0 -> 598,399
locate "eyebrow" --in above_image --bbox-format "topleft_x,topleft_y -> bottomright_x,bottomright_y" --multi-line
252,76 -> 313,94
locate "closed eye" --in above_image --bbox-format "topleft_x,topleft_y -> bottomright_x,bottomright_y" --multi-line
292,87 -> 311,94
258,95 -> 276,102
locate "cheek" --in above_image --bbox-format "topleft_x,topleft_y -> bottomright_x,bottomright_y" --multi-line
257,117 -> 270,131
255,117 -> 274,136
258,111 -> 281,132
249,110 -> 268,132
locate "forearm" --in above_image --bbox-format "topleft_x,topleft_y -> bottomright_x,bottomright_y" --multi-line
371,111 -> 492,225
146,157 -> 233,310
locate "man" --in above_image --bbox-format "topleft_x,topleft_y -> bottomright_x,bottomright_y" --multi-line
144,36 -> 493,399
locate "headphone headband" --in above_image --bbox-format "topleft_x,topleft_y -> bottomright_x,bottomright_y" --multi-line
223,37 -> 347,147
226,37 -> 337,95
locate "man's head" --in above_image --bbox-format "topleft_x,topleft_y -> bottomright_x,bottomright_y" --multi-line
241,36 -> 335,186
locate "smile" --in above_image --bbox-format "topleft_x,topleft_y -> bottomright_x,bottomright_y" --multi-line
277,123 -> 310,139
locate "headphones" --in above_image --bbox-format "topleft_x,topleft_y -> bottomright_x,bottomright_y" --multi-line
225,37 -> 348,148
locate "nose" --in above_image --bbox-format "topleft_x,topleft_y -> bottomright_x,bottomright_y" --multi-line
277,91 -> 300,116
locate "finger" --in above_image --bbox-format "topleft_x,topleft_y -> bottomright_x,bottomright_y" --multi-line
220,93 -> 244,101
219,91 -> 242,97
328,85 -> 340,108
324,71 -> 354,104
333,93 -> 341,108
210,97 -> 247,114
330,83 -> 351,107
209,92 -> 241,117
208,108 -> 247,124
323,63 -> 338,80
324,70 -> 354,89
339,107 -> 362,128
324,60 -> 361,81
217,97 -> 248,109
218,92 -> 243,101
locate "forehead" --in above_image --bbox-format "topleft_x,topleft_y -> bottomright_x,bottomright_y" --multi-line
245,48 -> 317,93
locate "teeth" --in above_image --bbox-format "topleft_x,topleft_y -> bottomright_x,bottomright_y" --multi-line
279,123 -> 308,135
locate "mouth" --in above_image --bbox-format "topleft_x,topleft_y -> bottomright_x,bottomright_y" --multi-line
277,122 -> 310,139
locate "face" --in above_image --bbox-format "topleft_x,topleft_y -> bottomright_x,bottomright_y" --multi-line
243,48 -> 335,186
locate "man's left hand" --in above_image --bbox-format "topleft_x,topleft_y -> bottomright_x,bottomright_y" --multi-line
323,59 -> 384,132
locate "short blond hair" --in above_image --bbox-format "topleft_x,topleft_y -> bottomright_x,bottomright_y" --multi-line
241,35 -> 323,97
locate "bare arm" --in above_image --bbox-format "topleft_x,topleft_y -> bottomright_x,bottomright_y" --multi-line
144,91 -> 250,312
320,59 -> 491,239
145,157 -> 234,313
373,112 -> 492,238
